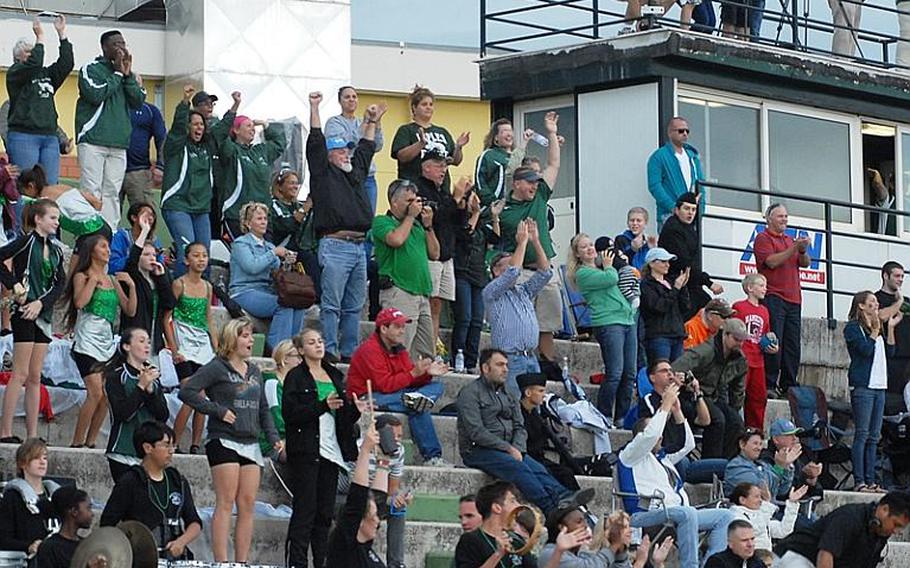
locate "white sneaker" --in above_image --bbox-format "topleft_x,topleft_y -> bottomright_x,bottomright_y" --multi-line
402,392 -> 435,413
424,456 -> 454,467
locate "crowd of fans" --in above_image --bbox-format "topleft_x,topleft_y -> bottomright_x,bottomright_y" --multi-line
1,16 -> 910,568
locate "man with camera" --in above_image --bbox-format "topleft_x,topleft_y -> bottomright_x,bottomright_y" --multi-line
416,149 -> 467,350
671,318 -> 749,459
371,178 -> 440,359
639,358 -> 727,483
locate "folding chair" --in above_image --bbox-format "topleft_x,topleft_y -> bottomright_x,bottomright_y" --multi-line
787,385 -> 854,489
558,264 -> 591,340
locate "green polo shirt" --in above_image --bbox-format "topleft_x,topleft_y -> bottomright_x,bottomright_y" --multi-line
371,213 -> 433,296
498,180 -> 555,266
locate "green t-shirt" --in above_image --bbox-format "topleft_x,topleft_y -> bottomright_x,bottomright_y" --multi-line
498,180 -> 555,266
391,122 -> 455,191
371,214 -> 433,296
575,266 -> 635,327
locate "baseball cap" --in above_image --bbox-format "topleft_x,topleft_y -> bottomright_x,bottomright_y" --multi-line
191,91 -> 218,106
375,308 -> 411,327
770,418 -> 803,437
546,487 -> 596,531
705,298 -> 735,318
513,167 -> 542,183
326,137 -> 356,151
723,318 -> 750,341
644,247 -> 676,264
420,148 -> 448,163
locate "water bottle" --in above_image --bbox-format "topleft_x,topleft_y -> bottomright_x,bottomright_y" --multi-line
529,130 -> 549,147
561,356 -> 570,378
454,349 -> 465,373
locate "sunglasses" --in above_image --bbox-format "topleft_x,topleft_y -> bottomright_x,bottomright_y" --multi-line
676,128 -> 690,134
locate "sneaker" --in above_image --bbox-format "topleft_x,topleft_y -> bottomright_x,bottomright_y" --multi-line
618,25 -> 637,36
424,456 -> 454,467
402,392 -> 435,413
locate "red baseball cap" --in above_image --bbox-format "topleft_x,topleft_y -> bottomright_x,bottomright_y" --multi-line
375,308 -> 412,327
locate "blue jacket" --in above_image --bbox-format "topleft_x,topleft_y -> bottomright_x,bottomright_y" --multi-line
646,142 -> 704,223
107,228 -> 163,274
126,102 -> 166,172
844,320 -> 895,388
229,233 -> 280,296
724,453 -> 793,500
615,229 -> 650,270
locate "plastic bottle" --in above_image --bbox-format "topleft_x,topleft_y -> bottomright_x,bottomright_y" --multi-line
529,130 -> 549,147
454,349 -> 465,373
561,356 -> 570,378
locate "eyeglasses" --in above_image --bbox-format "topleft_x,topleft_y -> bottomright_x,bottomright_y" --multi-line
676,128 -> 690,134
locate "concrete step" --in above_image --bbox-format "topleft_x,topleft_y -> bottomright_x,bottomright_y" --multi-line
211,308 -> 852,400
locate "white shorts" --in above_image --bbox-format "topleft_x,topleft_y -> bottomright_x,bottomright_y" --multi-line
428,259 -> 456,301
517,268 -> 564,333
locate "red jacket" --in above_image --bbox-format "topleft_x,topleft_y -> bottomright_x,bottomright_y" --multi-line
346,333 -> 431,397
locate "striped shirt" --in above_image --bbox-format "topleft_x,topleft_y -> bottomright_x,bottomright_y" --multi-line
482,266 -> 552,352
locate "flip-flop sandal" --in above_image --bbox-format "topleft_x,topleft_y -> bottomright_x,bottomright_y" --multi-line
0,436 -> 23,444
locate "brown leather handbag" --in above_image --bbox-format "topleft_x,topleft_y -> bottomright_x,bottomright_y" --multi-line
273,261 -> 317,309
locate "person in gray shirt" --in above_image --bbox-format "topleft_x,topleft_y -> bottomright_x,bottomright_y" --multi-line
178,316 -> 281,563
456,348 -> 579,514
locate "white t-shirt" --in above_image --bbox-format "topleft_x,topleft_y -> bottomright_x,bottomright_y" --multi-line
870,335 -> 888,390
675,148 -> 692,190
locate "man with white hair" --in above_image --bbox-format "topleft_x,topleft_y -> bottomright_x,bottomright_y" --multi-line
6,15 -> 72,184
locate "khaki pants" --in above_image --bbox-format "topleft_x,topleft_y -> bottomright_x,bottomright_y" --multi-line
379,285 -> 434,360
120,169 -> 157,210
78,142 -> 126,229
898,0 -> 910,68
828,0 -> 863,56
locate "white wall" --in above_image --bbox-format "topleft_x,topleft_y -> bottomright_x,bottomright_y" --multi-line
351,41 -> 479,98
0,14 -> 165,76
578,84 -> 660,242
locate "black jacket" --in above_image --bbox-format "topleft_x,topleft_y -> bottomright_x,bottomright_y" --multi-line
658,214 -> 713,315
306,127 -> 375,237
640,276 -> 691,339
0,484 -> 57,551
0,231 -> 65,322
705,548 -> 764,568
282,360 -> 361,463
119,243 -> 176,352
100,465 -> 201,559
416,175 -> 466,262
453,209 -> 498,288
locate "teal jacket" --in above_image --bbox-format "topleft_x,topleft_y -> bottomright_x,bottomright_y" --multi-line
646,142 -> 705,224
161,101 -> 231,213
6,40 -> 73,135
219,124 -> 286,221
75,56 -> 145,148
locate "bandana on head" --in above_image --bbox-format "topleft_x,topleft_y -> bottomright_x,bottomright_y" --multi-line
230,115 -> 252,139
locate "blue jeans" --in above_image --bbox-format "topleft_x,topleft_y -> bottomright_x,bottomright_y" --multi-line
631,506 -> 734,568
363,175 -> 378,260
162,209 -> 211,277
233,288 -> 305,350
462,448 -> 568,513
372,381 -> 443,460
675,456 -> 728,484
763,294 -> 802,390
749,0 -> 765,40
506,353 -> 540,401
7,131 -> 60,184
850,386 -> 885,486
452,277 -> 484,370
593,323 -> 637,423
646,336 -> 684,363
318,237 -> 367,358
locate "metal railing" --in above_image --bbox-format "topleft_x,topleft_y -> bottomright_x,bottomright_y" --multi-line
695,179 -> 910,323
481,0 -> 910,72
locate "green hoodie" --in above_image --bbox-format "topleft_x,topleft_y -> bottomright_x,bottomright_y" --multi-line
161,101 -> 232,213
6,40 -> 73,135
74,56 -> 145,148
218,123 -> 286,221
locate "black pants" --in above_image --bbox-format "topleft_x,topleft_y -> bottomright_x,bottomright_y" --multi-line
701,399 -> 745,459
763,294 -> 802,391
286,456 -> 340,568
539,456 -> 580,491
